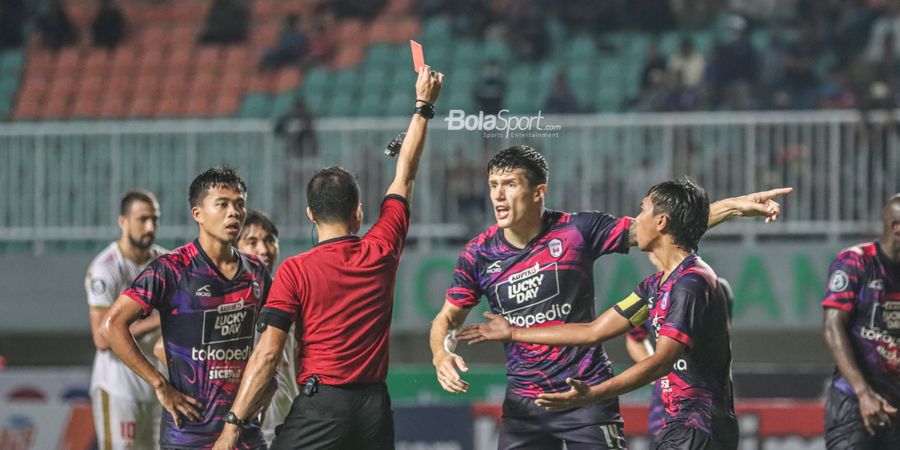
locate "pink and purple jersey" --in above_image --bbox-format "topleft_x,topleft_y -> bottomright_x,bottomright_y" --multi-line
447,210 -> 633,403
124,239 -> 271,450
615,254 -> 736,437
822,241 -> 900,405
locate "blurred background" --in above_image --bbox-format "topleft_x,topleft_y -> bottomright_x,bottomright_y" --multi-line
2,0 -> 900,448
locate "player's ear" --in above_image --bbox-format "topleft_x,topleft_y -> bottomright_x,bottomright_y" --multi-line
117,214 -> 127,231
534,183 -> 547,201
191,206 -> 202,225
306,207 -> 316,224
656,213 -> 668,232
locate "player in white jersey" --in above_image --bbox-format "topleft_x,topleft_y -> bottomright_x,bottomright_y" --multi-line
235,210 -> 298,445
86,189 -> 166,450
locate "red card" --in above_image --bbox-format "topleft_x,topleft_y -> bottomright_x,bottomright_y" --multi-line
410,40 -> 425,73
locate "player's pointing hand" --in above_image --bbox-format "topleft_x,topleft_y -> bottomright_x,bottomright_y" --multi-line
156,382 -> 202,428
730,187 -> 793,223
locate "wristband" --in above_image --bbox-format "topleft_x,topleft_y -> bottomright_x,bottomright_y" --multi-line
416,99 -> 434,107
415,104 -> 435,119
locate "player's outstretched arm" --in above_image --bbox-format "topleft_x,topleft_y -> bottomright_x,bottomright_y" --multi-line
385,65 -> 444,206
708,187 -> 794,227
535,336 -> 684,411
824,308 -> 897,435
458,307 -> 633,347
213,325 -> 289,450
430,301 -> 472,393
100,294 -> 201,427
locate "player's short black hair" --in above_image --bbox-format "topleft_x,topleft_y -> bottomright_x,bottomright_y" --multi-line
306,166 -> 359,224
240,210 -> 279,240
188,166 -> 247,207
647,177 -> 709,252
120,189 -> 158,216
487,145 -> 549,186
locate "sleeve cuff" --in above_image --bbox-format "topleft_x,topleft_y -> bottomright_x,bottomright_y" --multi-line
659,327 -> 693,349
822,300 -> 854,312
383,194 -> 410,218
258,307 -> 294,333
122,290 -> 152,317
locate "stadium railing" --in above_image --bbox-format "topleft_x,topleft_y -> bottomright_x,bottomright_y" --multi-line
0,110 -> 896,253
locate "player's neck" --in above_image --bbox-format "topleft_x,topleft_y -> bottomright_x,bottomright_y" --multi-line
881,236 -> 900,262
316,223 -> 354,243
653,244 -> 692,283
117,237 -> 153,265
503,216 -> 544,249
197,232 -> 237,265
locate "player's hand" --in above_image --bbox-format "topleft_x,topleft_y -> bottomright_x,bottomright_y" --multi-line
433,351 -> 470,393
212,424 -> 240,450
730,187 -> 793,223
458,312 -> 513,344
535,378 -> 596,411
857,387 -> 898,435
155,382 -> 202,428
415,65 -> 444,106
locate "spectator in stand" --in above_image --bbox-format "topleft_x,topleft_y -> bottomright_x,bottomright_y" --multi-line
819,67 -> 857,109
199,0 -> 249,44
781,22 -> 821,109
92,0 -> 126,50
709,15 -> 760,110
640,43 -> 667,92
866,0 -> 900,61
35,0 -> 78,50
473,59 -> 506,115
667,37 -> 705,88
544,72 -> 581,114
259,14 -> 307,71
275,98 -> 319,217
831,0 -> 878,66
305,8 -> 338,66
0,0 -> 26,49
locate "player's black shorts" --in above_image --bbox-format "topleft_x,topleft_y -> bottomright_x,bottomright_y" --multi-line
825,384 -> 900,450
270,382 -> 394,450
652,416 -> 738,450
498,388 -> 625,450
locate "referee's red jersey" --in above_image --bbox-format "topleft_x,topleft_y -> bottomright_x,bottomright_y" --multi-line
263,195 -> 409,385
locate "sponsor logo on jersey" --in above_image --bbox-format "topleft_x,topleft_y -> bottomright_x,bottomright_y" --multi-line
218,299 -> 245,314
191,344 -> 251,362
829,270 -> 849,293
869,279 -> 884,290
504,303 -> 572,327
196,285 -> 213,297
202,306 -> 256,345
548,239 -> 563,258
880,302 -> 900,332
208,367 -> 244,381
486,261 -> 502,274
494,262 -> 561,314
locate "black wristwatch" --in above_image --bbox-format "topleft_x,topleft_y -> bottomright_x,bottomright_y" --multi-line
224,411 -> 248,428
414,104 -> 435,119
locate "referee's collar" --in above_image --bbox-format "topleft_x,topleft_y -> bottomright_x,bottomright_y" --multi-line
316,235 -> 360,247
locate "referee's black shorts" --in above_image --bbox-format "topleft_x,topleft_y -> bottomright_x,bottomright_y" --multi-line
270,382 -> 394,450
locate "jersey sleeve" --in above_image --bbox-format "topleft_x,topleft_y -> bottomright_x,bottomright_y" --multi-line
627,322 -> 651,342
822,250 -> 863,312
572,212 -> 634,259
85,262 -> 118,308
445,242 -> 482,309
658,275 -> 708,349
260,259 -> 303,333
122,257 -> 176,318
364,195 -> 411,255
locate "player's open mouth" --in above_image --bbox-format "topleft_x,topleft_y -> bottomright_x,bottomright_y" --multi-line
495,206 -> 510,220
225,224 -> 241,233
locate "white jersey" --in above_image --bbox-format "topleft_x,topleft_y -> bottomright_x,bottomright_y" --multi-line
86,241 -> 166,401
262,325 -> 300,443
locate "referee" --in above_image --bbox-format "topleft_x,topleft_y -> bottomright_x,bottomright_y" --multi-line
212,65 -> 444,450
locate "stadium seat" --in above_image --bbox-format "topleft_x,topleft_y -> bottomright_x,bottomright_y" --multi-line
26,51 -> 55,74
139,49 -> 166,75
190,73 -> 217,99
367,17 -> 394,44
422,17 -> 451,42
82,50 -> 109,77
14,95 -> 43,121
185,97 -> 211,117
139,26 -> 168,51
564,35 -> 596,63
0,50 -> 25,76
238,93 -> 271,118
111,46 -> 139,75
107,75 -> 134,98
56,48 -> 82,74
452,40 -> 483,67
43,94 -> 69,119
275,69 -> 302,92
483,38 -> 513,65
70,94 -> 100,119
169,25 -> 198,50
331,45 -> 365,69
156,96 -> 183,117
224,47 -> 251,71
128,94 -> 157,119
390,18 -> 421,45
195,47 -> 222,74
249,72 -> 276,93
384,0 -> 414,15
359,90 -> 386,116
98,96 -> 127,119
269,94 -> 294,118
221,72 -> 246,96
77,76 -> 104,99
167,47 -> 193,77
338,20 -> 367,46
161,75 -> 189,99
364,43 -> 396,69
213,92 -> 241,116
171,2 -> 206,23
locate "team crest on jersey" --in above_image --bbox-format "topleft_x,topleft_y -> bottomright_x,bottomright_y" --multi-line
660,292 -> 670,311
252,281 -> 261,300
90,279 -> 107,295
548,239 -> 563,258
830,270 -> 849,293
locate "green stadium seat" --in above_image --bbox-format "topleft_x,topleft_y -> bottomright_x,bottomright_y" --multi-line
238,93 -> 272,118
364,43 -> 396,68
564,35 -> 596,63
270,94 -> 295,118
452,40 -> 483,66
421,17 -> 452,42
483,38 -> 513,64
332,68 -> 360,96
359,91 -> 386,116
301,67 -> 332,96
0,50 -> 24,75
507,87 -> 533,114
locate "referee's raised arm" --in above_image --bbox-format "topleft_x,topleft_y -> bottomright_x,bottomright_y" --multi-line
385,65 -> 444,206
